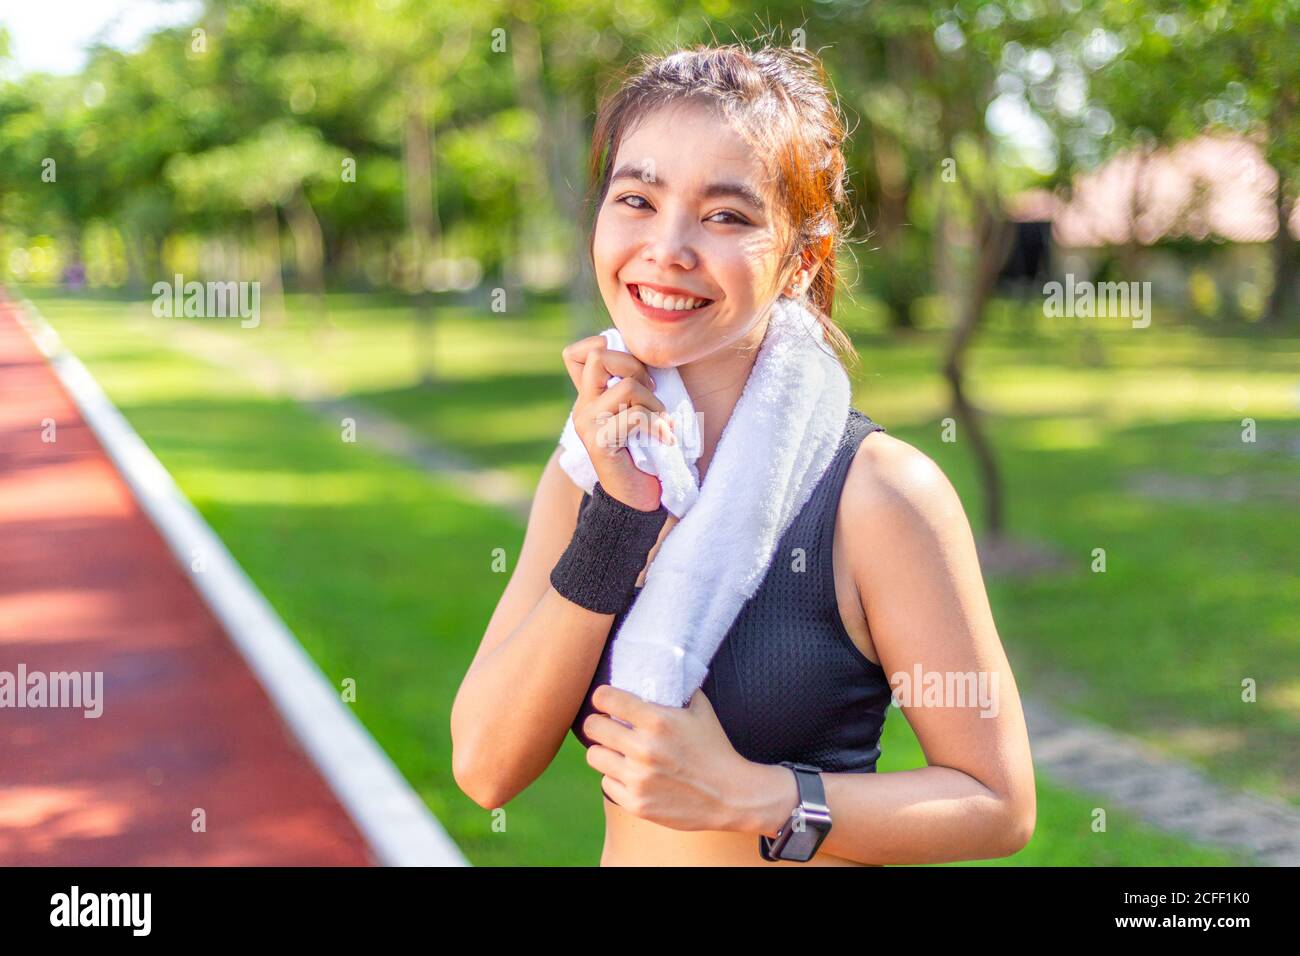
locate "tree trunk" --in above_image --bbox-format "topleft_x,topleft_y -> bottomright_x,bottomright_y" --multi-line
121,224 -> 146,294
1263,178 -> 1296,323
508,11 -> 547,315
886,296 -> 915,330
285,186 -> 329,324
255,204 -> 286,324
942,210 -> 1015,539
1263,89 -> 1296,323
143,232 -> 164,289
510,11 -> 592,336
875,135 -> 917,331
557,92 -> 596,337
403,81 -> 440,384
932,189 -> 961,331
1119,144 -> 1152,277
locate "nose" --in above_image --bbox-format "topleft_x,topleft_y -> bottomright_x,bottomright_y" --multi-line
639,210 -> 698,271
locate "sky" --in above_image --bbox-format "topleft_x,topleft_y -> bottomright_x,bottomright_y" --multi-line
0,0 -> 202,78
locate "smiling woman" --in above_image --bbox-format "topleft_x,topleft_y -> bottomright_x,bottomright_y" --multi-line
451,41 -> 1036,868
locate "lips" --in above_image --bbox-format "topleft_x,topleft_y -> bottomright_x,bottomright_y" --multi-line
627,283 -> 715,320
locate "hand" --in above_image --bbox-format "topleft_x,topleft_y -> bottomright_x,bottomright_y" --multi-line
562,335 -> 677,513
582,684 -> 755,832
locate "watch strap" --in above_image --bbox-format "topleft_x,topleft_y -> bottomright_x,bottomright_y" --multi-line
788,762 -> 827,810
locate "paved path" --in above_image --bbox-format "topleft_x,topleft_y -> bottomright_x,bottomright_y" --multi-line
165,320 -> 536,522
0,296 -> 376,865
1023,698 -> 1300,865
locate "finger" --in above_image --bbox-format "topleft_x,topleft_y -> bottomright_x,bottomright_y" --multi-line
579,344 -> 615,401
562,335 -> 610,392
583,712 -> 637,753
569,339 -> 657,395
589,407 -> 628,456
598,349 -> 658,393
591,399 -> 658,453
601,775 -> 629,808
623,406 -> 677,447
599,377 -> 666,416
586,742 -> 630,781
592,683 -> 658,726
651,411 -> 677,446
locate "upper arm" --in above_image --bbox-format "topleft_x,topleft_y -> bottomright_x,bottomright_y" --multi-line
842,433 -> 1035,817
463,445 -> 583,678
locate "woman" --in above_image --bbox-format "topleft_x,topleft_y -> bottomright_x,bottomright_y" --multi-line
451,43 -> 1036,866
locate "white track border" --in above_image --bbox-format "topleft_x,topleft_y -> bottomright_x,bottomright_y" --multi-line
12,296 -> 469,867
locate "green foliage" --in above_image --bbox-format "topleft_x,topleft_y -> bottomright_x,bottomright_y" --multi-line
1,0 -> 1294,303
166,121 -> 345,212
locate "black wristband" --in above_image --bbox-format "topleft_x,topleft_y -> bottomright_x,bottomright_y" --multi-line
550,481 -> 669,614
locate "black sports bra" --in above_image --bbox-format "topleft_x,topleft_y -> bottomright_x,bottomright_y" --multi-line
569,407 -> 893,774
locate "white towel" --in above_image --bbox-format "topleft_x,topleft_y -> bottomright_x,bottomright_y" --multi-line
556,293 -> 851,708
557,327 -> 703,519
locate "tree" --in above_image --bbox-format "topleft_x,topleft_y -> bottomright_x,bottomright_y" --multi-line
166,122 -> 345,321
748,0 -> 1064,542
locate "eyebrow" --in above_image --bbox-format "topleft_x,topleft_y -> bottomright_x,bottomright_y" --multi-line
609,162 -> 766,214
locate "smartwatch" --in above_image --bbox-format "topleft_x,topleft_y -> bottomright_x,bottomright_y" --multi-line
759,761 -> 831,862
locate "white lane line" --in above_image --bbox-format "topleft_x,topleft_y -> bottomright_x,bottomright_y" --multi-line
13,297 -> 469,867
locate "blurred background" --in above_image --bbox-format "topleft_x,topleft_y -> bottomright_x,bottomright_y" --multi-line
0,0 -> 1296,866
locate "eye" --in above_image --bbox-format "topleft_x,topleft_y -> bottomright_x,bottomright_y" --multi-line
615,194 -> 652,211
707,210 -> 751,225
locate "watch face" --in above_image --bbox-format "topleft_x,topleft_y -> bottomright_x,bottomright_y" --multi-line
785,806 -> 832,861
783,826 -> 821,862
760,811 -> 822,862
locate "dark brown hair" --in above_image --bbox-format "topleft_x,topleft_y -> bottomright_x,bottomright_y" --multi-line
585,41 -> 859,372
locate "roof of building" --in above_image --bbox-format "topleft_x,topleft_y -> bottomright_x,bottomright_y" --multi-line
1008,133 -> 1300,247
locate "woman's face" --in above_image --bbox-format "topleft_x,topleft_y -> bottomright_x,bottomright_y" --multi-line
591,99 -> 795,369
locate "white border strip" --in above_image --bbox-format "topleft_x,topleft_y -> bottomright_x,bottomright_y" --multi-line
12,296 -> 469,867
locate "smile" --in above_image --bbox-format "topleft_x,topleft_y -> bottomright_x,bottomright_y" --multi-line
627,283 -> 715,320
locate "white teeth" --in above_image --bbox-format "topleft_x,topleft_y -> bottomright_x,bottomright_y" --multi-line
636,286 -> 707,311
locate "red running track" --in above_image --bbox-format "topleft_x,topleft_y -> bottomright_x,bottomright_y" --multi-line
0,293 -> 375,865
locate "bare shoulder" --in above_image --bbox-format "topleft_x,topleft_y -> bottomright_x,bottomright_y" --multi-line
841,430 -> 968,536
837,427 -> 982,606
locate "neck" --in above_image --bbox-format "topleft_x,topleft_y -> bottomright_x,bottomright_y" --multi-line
677,311 -> 771,481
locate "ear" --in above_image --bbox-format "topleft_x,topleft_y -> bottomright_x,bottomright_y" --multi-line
784,235 -> 831,298
803,236 -> 831,293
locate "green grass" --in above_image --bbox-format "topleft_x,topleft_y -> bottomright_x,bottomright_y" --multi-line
18,284 -> 1282,865
53,285 -> 1295,805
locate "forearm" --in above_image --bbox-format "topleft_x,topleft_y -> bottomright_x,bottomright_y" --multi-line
454,478 -> 668,807
451,588 -> 612,806
730,761 -> 1024,865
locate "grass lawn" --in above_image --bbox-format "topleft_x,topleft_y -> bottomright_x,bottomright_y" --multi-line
18,284 -> 1278,864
